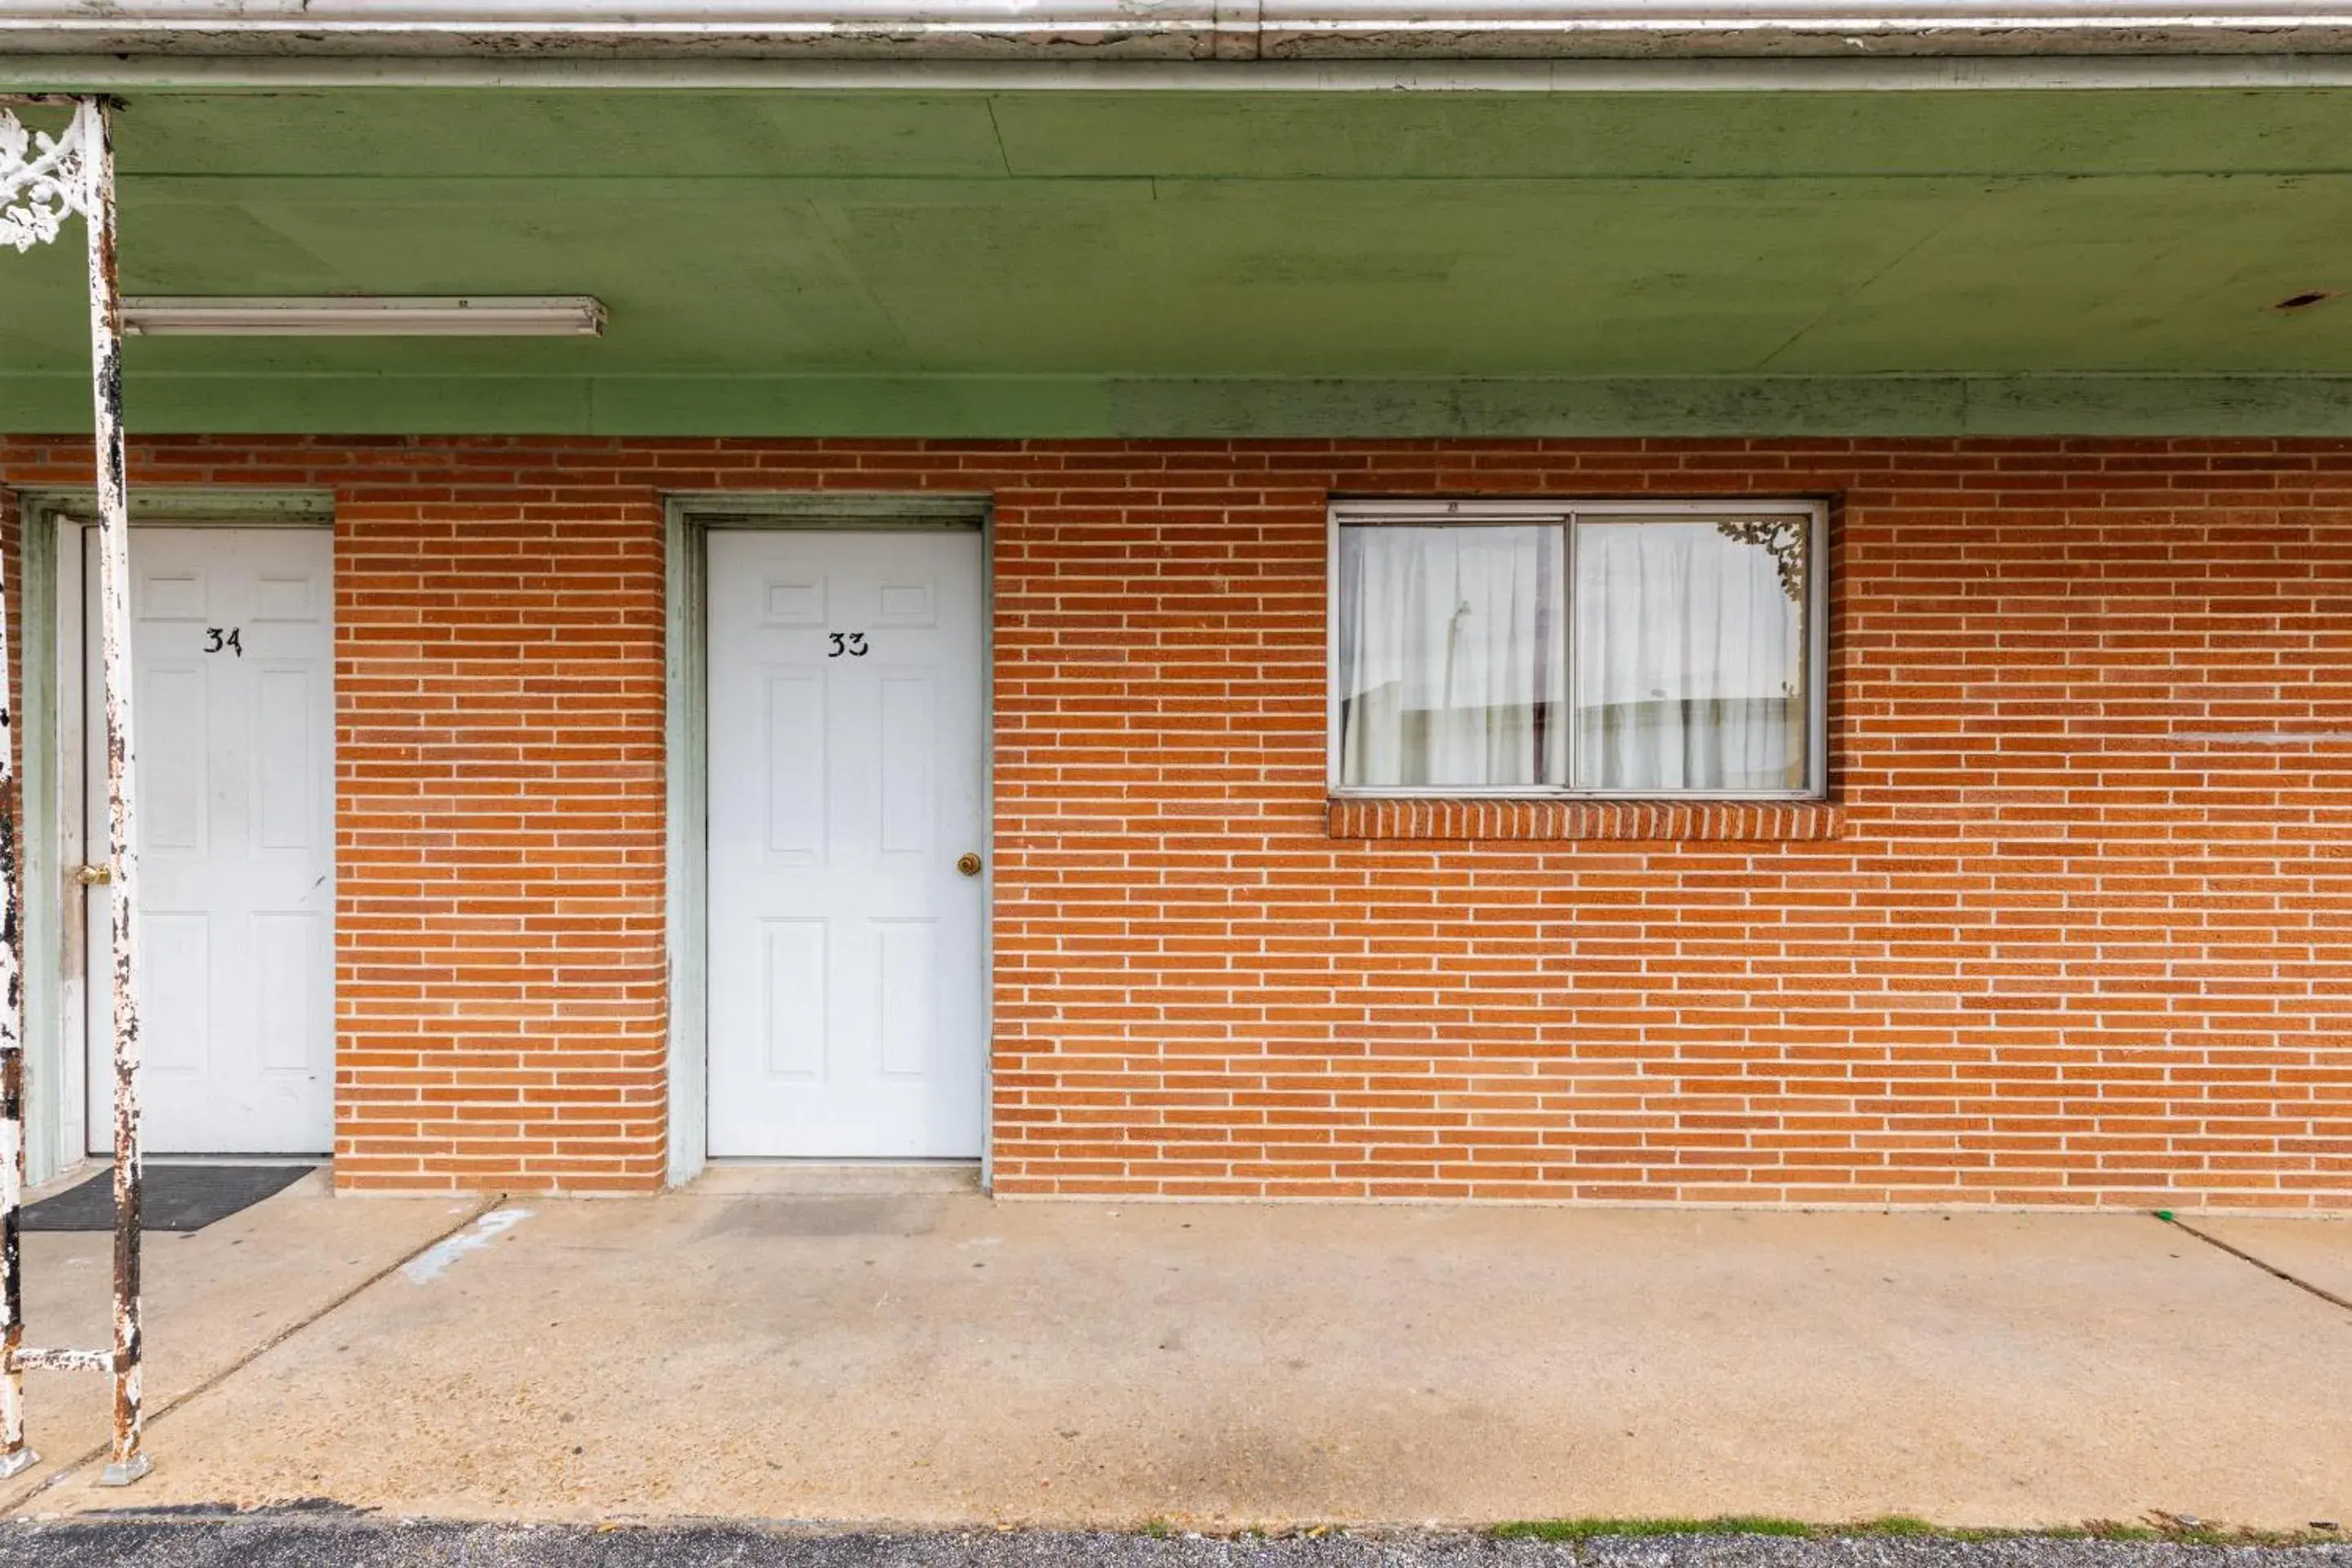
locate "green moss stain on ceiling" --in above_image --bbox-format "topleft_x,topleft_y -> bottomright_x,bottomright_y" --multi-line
1,87 -> 2349,433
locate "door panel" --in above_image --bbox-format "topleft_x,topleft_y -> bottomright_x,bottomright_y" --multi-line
84,526 -> 336,1155
706,528 -> 987,1159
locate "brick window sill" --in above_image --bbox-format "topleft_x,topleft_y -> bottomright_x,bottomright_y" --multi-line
1327,797 -> 1842,843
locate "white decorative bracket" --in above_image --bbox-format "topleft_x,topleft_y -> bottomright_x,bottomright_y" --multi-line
0,100 -> 98,252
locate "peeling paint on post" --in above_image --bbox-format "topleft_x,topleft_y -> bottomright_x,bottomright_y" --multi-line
0,94 -> 149,1485
0,521 -> 25,1478
0,88 -> 88,1487
0,89 -> 147,1487
82,96 -> 149,1490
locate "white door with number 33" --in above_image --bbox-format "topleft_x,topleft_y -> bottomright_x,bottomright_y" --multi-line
705,528 -> 987,1159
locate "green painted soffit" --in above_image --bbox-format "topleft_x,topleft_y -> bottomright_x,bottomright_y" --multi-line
2,87 -> 2351,437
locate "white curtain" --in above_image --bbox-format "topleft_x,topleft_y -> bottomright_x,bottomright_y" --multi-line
1336,525 -> 1565,789
1570,519 -> 1805,791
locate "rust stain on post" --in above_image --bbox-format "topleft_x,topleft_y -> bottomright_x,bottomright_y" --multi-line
0,1000 -> 24,1481
82,97 -> 148,1490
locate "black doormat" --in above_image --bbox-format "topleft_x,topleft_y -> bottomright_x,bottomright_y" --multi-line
22,1162 -> 318,1233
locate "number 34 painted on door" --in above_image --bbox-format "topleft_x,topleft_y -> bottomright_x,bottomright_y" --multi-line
203,626 -> 243,657
826,632 -> 869,658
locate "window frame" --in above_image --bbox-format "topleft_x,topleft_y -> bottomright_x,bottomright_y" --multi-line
1325,497 -> 1829,803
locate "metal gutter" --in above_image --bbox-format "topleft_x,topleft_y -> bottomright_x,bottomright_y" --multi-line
4,2 -> 2352,61
18,54 -> 2352,87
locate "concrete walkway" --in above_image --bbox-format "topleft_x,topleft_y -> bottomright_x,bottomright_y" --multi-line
4,1167 -> 480,1516
4,1172 -> 2348,1533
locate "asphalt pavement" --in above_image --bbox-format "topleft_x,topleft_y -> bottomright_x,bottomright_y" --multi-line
2,1524 -> 2350,1568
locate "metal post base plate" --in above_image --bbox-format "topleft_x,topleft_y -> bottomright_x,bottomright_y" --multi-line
96,1453 -> 149,1487
0,1448 -> 38,1480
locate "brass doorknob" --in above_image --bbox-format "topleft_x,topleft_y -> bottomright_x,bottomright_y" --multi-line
956,853 -> 982,877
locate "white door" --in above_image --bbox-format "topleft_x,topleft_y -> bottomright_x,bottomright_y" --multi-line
82,526 -> 336,1155
705,528 -> 987,1158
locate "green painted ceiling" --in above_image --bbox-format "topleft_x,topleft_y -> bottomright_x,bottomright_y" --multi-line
2,87 -> 2350,434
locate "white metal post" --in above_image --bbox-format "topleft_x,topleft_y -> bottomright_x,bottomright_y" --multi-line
0,91 -> 148,1487
83,95 -> 148,1488
0,478 -> 24,1482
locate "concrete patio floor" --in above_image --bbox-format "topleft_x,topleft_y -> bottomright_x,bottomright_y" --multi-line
3,1172 -> 2347,1533
3,1165 -> 483,1514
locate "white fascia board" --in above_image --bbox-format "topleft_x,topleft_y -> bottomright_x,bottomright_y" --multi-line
4,2 -> 2352,61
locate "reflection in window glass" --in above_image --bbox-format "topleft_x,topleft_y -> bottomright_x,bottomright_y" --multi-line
1334,525 -> 1566,789
1570,517 -> 1807,792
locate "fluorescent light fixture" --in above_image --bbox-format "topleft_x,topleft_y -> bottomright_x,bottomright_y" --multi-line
118,296 -> 606,337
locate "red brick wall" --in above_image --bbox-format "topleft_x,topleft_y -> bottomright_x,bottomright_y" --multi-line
331,455 -> 668,1192
2,435 -> 2346,1209
1,437 -> 673,1194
